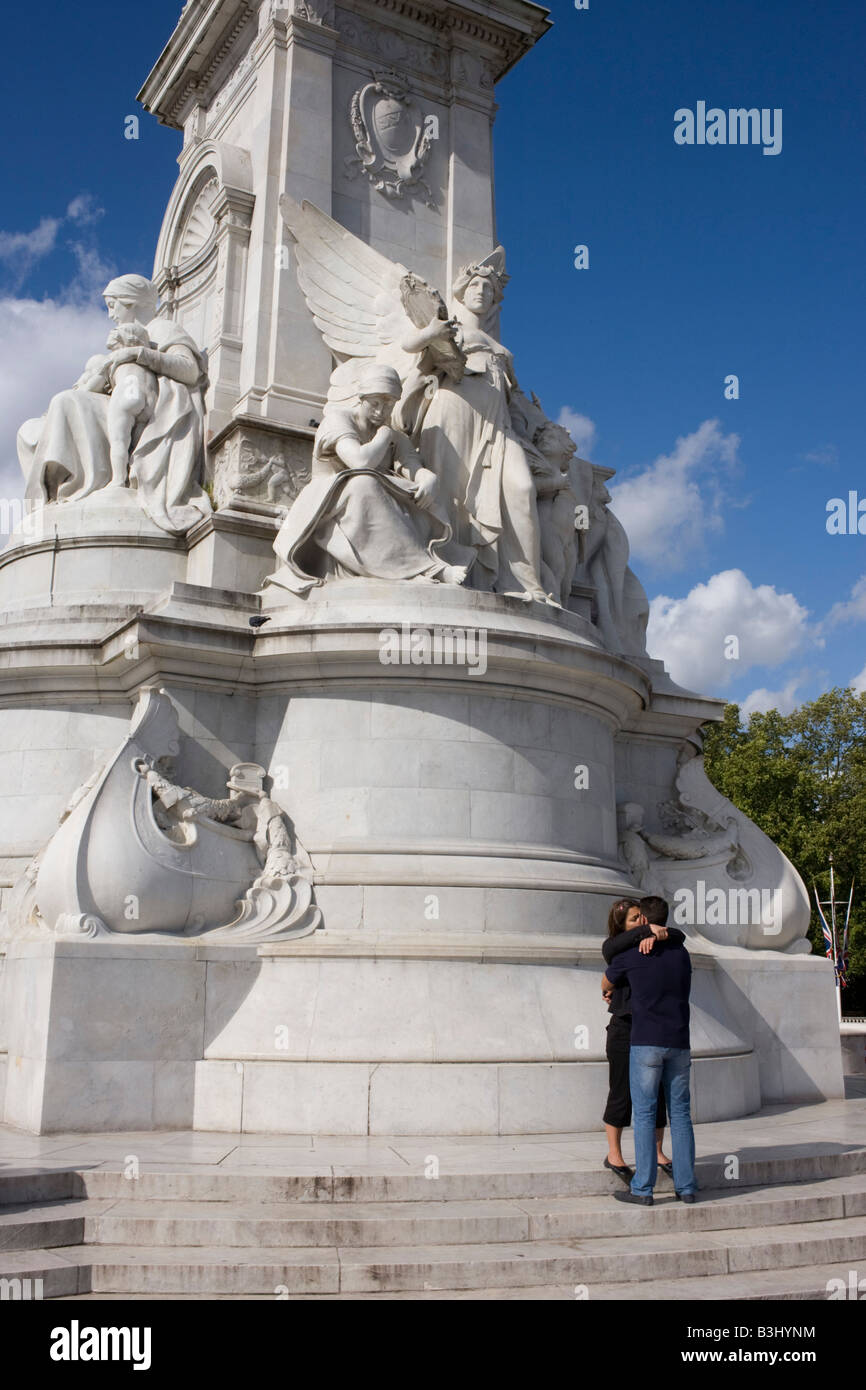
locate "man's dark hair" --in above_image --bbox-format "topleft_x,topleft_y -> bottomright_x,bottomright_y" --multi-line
639,895 -> 669,926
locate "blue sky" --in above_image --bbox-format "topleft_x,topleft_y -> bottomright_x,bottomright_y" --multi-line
1,0 -> 864,712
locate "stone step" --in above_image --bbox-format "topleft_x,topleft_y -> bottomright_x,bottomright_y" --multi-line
3,1174 -> 864,1253
0,1171 -> 85,1206
0,1249 -> 82,1299
28,1214 -> 866,1293
0,1198 -> 103,1252
4,1148 -> 865,1298
307,1217 -> 866,1295
3,1143 -> 863,1207
3,1172 -> 857,1251
56,1259 -> 866,1300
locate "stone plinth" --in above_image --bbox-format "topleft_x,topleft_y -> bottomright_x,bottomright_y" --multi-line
0,580 -> 844,1134
5,929 -> 839,1136
1,932 -> 775,1135
0,493 -> 187,614
253,580 -> 652,925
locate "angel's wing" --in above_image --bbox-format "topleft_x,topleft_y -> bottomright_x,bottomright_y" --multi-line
279,196 -> 438,403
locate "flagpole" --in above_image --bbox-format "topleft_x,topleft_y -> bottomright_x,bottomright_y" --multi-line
813,856 -> 852,1022
829,855 -> 842,1023
844,880 -> 854,1002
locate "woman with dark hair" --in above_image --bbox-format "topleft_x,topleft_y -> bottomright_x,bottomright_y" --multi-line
601,897 -> 685,1182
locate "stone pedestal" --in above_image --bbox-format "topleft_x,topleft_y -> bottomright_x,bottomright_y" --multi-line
4,929 -> 840,1136
713,948 -> 847,1104
0,581 -> 845,1134
0,493 -> 187,614
2,939 -> 211,1133
0,932 -> 771,1135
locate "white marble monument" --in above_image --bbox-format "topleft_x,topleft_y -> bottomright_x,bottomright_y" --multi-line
0,0 -> 842,1134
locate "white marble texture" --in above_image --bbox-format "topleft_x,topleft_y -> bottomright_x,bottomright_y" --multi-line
1,1089 -> 864,1173
0,929 -> 800,1135
0,492 -> 187,614
713,949 -> 845,1104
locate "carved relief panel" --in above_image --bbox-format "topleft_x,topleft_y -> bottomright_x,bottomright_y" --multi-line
346,68 -> 436,208
209,427 -> 313,513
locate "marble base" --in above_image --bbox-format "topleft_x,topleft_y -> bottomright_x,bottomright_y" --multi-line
0,578 -> 845,1135
713,948 -> 846,1104
192,1054 -> 762,1136
0,935 -> 841,1135
0,492 -> 186,612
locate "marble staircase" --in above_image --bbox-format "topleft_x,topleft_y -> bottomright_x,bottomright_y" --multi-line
2,1145 -> 865,1301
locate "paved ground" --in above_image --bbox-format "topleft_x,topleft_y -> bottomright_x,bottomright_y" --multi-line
2,1076 -> 864,1180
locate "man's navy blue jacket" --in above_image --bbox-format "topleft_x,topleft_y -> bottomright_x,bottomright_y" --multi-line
605,938 -> 692,1049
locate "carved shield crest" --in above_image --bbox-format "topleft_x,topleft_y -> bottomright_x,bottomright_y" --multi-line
347,69 -> 436,208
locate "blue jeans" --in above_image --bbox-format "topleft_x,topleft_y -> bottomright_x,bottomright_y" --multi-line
629,1045 -> 696,1197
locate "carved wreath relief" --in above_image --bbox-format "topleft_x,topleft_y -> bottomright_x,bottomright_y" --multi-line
346,69 -> 436,208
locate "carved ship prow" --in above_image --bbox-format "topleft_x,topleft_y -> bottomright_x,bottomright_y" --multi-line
34,689 -> 260,936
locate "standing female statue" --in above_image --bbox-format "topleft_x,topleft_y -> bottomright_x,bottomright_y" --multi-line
278,197 -> 554,602
17,274 -> 211,535
411,252 -> 552,602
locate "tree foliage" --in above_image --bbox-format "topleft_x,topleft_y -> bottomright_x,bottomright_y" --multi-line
702,688 -> 866,1015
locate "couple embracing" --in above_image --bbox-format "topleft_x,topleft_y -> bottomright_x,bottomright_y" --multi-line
600,895 -> 698,1205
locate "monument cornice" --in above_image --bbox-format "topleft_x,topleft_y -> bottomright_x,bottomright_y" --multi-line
352,0 -> 550,56
0,592 -> 654,732
138,0 -> 260,129
138,0 -> 551,128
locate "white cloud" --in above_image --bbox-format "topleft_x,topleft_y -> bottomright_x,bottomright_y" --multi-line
66,194 -> 104,227
0,195 -> 108,294
607,419 -> 739,572
0,218 -> 62,285
802,444 -> 838,468
740,677 -> 805,718
556,407 -> 597,455
64,243 -> 117,306
851,664 -> 866,695
0,296 -> 108,502
0,195 -> 116,510
647,568 -> 813,692
827,574 -> 866,627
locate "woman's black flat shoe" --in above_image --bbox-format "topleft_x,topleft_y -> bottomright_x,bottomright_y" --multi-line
604,1157 -> 634,1185
659,1162 -> 674,1178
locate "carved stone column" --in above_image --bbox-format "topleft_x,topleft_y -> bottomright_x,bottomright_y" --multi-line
208,184 -> 256,432
139,0 -> 552,441
233,3 -> 338,428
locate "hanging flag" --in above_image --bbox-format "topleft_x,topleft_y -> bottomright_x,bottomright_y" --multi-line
814,886 -> 834,960
813,872 -> 854,988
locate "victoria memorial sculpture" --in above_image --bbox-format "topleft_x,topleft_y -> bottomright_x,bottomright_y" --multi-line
0,0 -> 842,1135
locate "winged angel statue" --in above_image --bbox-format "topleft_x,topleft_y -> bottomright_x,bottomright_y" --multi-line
266,197 -> 557,603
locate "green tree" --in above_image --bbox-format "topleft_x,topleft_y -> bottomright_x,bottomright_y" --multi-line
703,688 -> 866,1015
